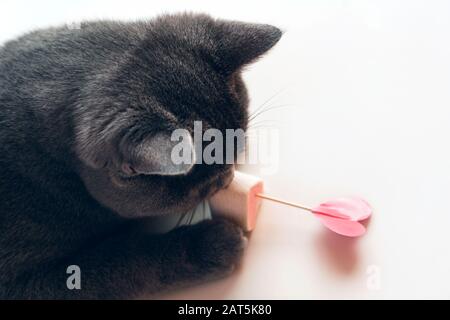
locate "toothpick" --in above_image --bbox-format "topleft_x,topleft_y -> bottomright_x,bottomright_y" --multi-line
256,193 -> 342,219
256,193 -> 312,212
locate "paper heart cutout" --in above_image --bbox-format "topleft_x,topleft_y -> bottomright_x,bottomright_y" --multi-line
316,215 -> 366,237
312,197 -> 372,237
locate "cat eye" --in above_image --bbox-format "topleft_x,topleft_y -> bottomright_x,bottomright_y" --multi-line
120,163 -> 138,177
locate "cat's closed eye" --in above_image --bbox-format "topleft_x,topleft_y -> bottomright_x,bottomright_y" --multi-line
120,163 -> 138,177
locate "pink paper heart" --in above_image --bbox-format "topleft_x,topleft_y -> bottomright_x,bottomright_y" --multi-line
312,197 -> 372,237
316,215 -> 367,237
312,196 -> 372,221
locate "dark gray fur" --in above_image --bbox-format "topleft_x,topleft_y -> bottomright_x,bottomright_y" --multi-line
0,13 -> 281,299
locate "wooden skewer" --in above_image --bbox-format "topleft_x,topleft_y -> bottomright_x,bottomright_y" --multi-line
256,193 -> 312,212
255,193 -> 342,219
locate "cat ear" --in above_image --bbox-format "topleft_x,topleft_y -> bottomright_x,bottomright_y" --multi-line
120,130 -> 196,176
214,21 -> 282,74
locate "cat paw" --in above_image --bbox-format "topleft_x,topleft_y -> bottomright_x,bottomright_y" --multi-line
186,217 -> 247,277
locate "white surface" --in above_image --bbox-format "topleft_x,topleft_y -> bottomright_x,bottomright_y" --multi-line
1,0 -> 449,299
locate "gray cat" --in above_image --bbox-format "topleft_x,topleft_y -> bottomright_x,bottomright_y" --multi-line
0,13 -> 281,299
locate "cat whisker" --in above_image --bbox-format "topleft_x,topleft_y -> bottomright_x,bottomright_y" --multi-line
247,119 -> 282,129
248,103 -> 299,123
175,209 -> 191,228
247,86 -> 290,120
246,123 -> 279,132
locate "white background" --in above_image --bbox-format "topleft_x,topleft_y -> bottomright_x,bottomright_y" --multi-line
1,0 -> 450,299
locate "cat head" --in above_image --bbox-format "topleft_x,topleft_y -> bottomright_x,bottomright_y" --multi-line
74,13 -> 282,218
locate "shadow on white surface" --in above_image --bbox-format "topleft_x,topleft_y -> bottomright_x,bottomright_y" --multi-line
315,231 -> 360,275
315,217 -> 373,276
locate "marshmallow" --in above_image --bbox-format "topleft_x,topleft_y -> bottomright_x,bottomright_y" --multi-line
209,171 -> 264,232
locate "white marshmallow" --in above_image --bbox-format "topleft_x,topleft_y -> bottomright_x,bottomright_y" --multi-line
210,171 -> 264,232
